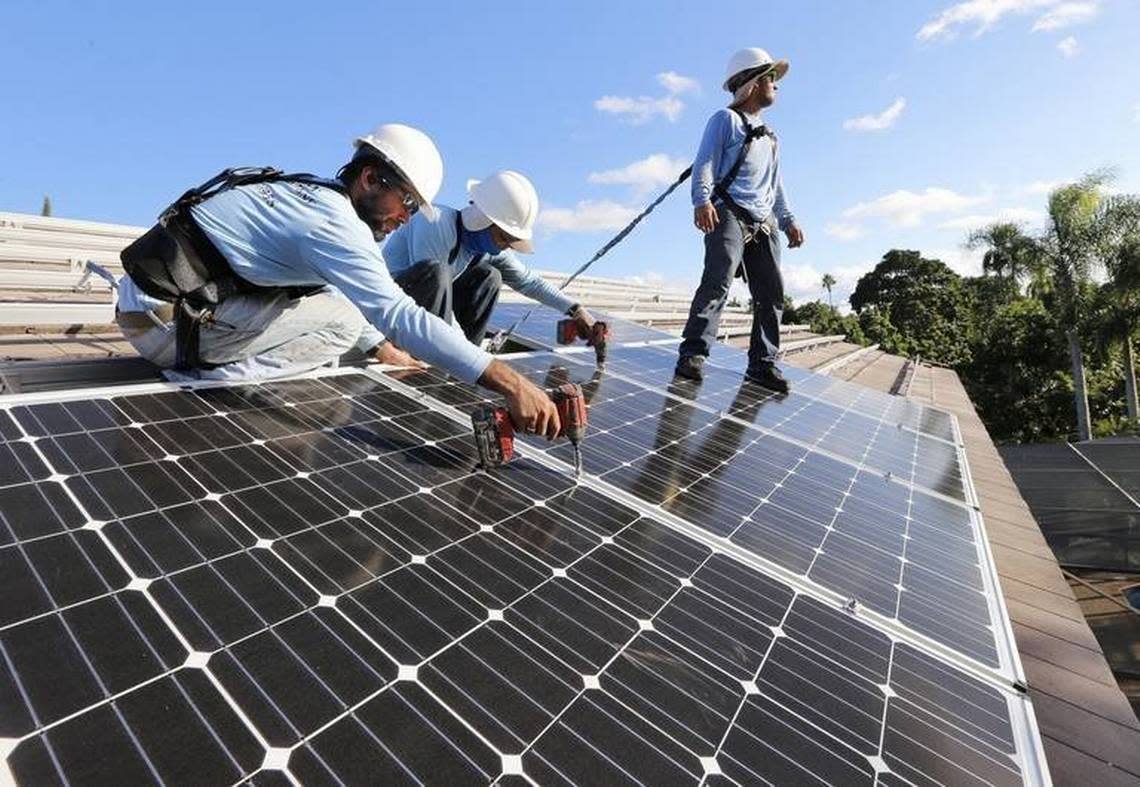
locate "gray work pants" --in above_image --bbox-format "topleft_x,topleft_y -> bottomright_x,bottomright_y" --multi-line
394,257 -> 503,344
678,205 -> 784,369
119,289 -> 370,381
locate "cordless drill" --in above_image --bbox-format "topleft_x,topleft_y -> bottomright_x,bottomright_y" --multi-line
471,383 -> 588,477
556,319 -> 610,366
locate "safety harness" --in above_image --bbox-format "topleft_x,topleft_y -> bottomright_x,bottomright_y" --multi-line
120,167 -> 347,370
714,108 -> 777,235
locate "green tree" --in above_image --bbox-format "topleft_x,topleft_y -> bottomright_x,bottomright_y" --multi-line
1091,232 -> 1140,422
40,195 -> 52,217
821,273 -> 836,311
849,250 -> 973,366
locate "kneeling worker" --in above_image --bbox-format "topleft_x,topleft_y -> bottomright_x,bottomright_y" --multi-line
116,124 -> 561,436
382,170 -> 595,344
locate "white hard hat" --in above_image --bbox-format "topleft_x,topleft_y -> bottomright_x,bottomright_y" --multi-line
461,170 -> 539,254
723,47 -> 789,91
353,123 -> 444,221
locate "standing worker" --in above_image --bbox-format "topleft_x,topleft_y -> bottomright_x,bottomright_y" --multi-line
674,47 -> 805,392
383,170 -> 596,345
116,124 -> 562,437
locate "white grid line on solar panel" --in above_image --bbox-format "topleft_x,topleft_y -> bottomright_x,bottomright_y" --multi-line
591,345 -> 966,498
1068,442 -> 1140,510
384,358 -> 1005,674
0,371 -> 1035,780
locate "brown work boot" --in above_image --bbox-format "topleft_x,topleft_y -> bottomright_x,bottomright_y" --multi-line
674,354 -> 705,381
745,363 -> 789,393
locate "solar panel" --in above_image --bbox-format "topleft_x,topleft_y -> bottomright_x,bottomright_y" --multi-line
486,302 -> 956,444
1,368 -> 1046,784
390,353 -> 1000,668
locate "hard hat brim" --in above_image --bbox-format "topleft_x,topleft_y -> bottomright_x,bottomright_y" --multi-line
722,59 -> 789,91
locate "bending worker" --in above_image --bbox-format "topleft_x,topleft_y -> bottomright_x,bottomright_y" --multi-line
674,47 -> 805,393
115,124 -> 561,436
382,170 -> 595,345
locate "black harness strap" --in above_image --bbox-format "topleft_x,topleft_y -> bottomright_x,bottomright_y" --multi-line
122,167 -> 350,370
712,109 -> 774,230
447,211 -> 464,266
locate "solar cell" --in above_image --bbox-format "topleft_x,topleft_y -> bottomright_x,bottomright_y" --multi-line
0,370 -> 1044,784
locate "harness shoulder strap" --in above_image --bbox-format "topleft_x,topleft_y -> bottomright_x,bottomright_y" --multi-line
713,109 -> 770,204
161,168 -> 347,225
447,211 -> 464,266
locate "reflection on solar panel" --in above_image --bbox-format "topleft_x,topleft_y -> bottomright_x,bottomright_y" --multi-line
487,302 -> 957,444
1,367 -> 1046,784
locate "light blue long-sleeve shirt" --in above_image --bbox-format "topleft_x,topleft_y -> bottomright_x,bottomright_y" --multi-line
691,108 -> 795,230
117,179 -> 492,384
382,206 -> 576,314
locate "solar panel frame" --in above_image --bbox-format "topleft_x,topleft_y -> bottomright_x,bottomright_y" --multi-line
0,364 -> 1049,785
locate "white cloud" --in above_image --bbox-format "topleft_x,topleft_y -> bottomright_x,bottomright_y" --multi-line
1021,178 -> 1065,195
917,0 -> 1098,41
841,188 -> 989,228
587,154 -> 691,196
595,70 -> 698,124
594,95 -> 684,125
843,98 -> 907,132
782,262 -> 868,306
1032,1 -> 1098,30
656,71 -> 699,95
925,246 -> 986,277
936,206 -> 1044,231
537,200 -> 640,233
824,222 -> 866,241
1056,35 -> 1079,57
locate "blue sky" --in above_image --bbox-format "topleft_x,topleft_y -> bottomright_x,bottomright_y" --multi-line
2,0 -> 1138,308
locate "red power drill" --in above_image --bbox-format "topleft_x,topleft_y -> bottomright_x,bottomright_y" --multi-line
556,319 -> 610,366
471,383 -> 588,477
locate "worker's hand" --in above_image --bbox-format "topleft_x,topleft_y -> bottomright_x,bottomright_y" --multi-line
694,203 -> 719,234
784,222 -> 805,248
478,360 -> 562,440
371,341 -> 425,369
569,305 -> 595,337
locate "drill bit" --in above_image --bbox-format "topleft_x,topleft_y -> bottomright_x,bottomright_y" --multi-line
572,443 -> 583,479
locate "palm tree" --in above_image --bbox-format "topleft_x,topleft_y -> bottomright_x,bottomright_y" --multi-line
821,273 -> 836,311
1040,171 -> 1116,440
966,221 -> 1044,293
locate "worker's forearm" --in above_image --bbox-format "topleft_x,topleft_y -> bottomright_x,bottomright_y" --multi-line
477,359 -> 524,397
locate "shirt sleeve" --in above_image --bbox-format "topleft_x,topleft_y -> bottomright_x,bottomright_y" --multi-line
492,252 -> 576,314
300,207 -> 493,384
691,111 -> 730,208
